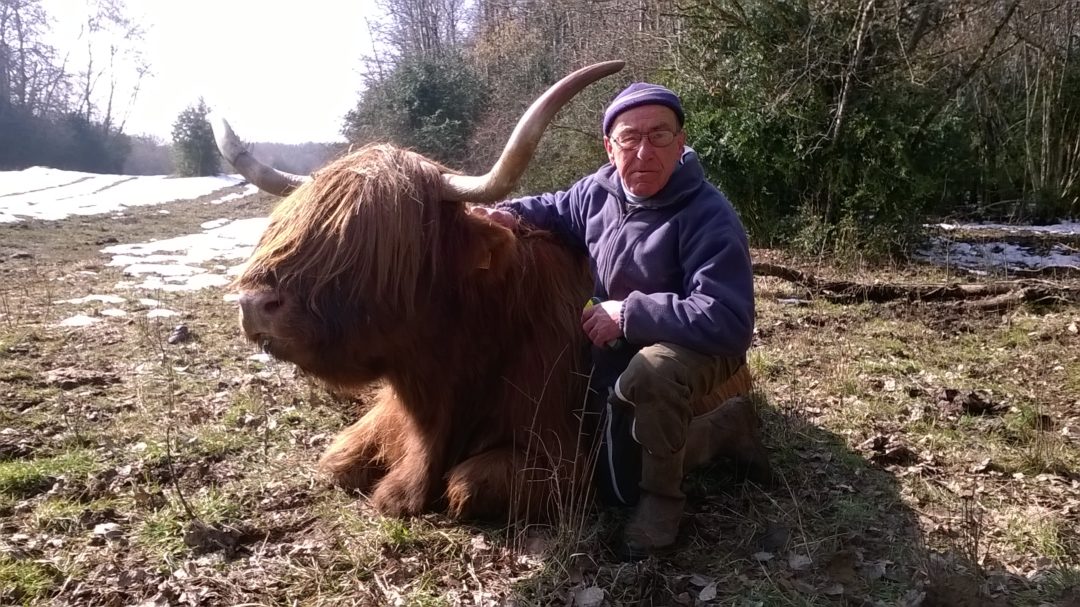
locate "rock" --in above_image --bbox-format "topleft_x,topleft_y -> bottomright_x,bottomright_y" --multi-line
167,324 -> 191,345
93,522 -> 122,539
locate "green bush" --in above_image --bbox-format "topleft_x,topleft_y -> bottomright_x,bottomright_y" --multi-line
343,53 -> 488,167
676,0 -> 975,257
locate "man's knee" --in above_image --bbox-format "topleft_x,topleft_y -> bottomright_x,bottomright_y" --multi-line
617,342 -> 694,398
614,343 -> 698,455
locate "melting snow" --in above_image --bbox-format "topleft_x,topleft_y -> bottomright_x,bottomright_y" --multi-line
0,166 -> 247,222
934,221 -> 1080,236
103,217 -> 269,292
210,184 -> 260,204
55,294 -> 127,305
147,309 -> 180,318
917,221 -> 1080,272
59,314 -> 101,327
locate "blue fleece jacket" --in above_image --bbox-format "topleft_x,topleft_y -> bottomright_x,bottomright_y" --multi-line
497,148 -> 754,357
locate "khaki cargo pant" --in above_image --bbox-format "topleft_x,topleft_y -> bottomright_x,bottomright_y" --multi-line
612,342 -> 744,496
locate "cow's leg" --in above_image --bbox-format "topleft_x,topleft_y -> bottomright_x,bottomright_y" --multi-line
318,385 -> 407,493
369,406 -> 451,517
445,448 -> 517,520
446,447 -> 574,521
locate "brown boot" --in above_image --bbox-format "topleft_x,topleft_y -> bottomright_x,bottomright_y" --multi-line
685,396 -> 772,484
620,449 -> 686,561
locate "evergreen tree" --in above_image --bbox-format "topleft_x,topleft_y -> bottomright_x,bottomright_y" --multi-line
343,53 -> 487,167
171,98 -> 219,177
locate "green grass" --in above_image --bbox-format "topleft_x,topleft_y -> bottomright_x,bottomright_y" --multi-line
137,488 -> 243,559
0,556 -> 57,605
31,496 -> 120,534
0,450 -> 100,498
1001,507 -> 1068,563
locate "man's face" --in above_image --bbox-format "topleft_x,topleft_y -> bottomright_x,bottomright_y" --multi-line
604,105 -> 686,198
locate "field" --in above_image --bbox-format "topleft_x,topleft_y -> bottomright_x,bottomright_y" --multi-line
1,179 -> 1078,606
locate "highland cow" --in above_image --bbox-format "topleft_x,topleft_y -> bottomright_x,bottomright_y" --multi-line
215,62 -> 753,521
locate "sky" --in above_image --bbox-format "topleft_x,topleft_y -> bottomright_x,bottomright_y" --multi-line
42,0 -> 381,144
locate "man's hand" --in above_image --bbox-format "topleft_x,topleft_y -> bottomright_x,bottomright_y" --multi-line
582,299 -> 624,347
469,206 -> 519,229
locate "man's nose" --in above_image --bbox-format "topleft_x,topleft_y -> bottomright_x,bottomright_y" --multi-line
636,144 -> 659,161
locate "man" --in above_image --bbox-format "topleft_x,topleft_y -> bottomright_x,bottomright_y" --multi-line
474,83 -> 768,559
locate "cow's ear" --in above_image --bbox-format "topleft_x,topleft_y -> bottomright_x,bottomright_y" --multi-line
463,215 -> 516,276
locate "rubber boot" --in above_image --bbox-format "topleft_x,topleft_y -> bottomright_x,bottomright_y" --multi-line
619,447 -> 687,561
684,396 -> 772,484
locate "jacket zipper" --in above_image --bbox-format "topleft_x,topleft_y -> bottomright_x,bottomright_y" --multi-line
599,198 -> 632,293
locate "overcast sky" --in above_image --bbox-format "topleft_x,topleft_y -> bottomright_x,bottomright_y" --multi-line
44,0 -> 380,144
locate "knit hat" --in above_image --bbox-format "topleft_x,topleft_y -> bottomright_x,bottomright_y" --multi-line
602,83 -> 685,135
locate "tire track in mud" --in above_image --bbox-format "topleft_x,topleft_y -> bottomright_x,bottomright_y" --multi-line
0,175 -> 96,198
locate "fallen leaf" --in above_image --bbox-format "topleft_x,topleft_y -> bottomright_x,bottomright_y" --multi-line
752,551 -> 775,562
699,582 -> 717,601
822,583 -> 844,596
825,550 -> 860,585
573,586 -> 604,607
788,553 -> 813,571
689,574 -> 712,587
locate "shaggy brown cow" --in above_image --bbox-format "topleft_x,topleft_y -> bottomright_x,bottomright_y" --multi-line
216,62 -> 753,521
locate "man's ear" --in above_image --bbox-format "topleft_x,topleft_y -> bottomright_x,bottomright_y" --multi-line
604,136 -> 616,164
463,213 -> 516,275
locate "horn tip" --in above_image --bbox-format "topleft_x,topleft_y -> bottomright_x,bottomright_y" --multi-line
209,114 -> 247,165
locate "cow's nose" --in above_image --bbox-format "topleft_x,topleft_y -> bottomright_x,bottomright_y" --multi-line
238,291 -> 282,320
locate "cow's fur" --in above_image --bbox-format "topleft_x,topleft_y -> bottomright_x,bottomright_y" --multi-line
235,143 -> 751,520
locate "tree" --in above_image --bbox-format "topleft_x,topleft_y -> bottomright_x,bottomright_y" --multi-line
171,98 -> 218,177
343,52 -> 487,166
0,0 -> 143,172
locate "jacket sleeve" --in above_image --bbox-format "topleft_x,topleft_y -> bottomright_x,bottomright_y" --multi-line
620,224 -> 755,357
495,182 -> 588,250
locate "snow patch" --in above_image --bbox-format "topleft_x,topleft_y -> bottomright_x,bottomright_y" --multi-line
59,314 -> 101,327
55,294 -> 127,305
147,309 -> 180,319
0,167 -> 244,221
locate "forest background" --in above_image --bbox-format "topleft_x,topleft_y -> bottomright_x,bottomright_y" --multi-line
2,0 -> 1078,256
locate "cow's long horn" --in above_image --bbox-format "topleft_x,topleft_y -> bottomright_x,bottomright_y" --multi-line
440,60 -> 625,203
210,116 -> 311,197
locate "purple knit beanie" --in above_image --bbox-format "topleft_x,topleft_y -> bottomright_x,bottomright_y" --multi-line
602,83 -> 685,135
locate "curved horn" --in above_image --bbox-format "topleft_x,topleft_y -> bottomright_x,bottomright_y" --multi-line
441,60 -> 625,203
210,116 -> 311,197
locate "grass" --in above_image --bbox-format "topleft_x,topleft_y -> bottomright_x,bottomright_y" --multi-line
0,450 -> 100,498
0,192 -> 1077,604
30,496 -> 119,534
0,557 -> 57,605
137,487 -> 244,559
998,505 -> 1070,562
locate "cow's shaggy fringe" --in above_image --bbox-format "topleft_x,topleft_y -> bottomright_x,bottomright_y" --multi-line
236,144 -> 448,316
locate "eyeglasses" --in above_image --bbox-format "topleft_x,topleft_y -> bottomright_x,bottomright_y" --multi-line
610,129 -> 679,150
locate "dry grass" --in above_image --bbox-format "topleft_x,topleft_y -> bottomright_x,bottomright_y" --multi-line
0,190 -> 1077,605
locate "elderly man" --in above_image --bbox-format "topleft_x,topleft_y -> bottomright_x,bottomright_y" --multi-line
475,83 -> 769,560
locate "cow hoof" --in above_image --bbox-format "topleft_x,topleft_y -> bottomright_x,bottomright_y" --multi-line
323,462 -> 384,494
371,472 -> 429,517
